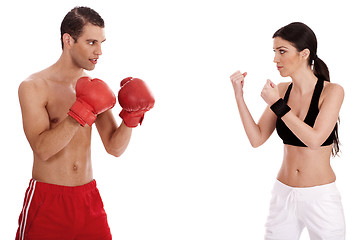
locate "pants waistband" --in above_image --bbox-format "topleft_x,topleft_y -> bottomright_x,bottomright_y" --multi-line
273,179 -> 339,200
29,179 -> 97,194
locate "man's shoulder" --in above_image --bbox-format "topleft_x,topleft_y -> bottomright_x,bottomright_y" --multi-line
18,70 -> 50,101
19,69 -> 50,90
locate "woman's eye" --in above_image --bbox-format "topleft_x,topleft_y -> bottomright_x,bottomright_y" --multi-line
273,49 -> 286,54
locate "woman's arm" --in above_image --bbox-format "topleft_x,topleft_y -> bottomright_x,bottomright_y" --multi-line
281,83 -> 344,148
230,71 -> 277,147
261,80 -> 344,149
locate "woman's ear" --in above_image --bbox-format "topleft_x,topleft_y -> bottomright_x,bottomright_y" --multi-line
300,48 -> 310,61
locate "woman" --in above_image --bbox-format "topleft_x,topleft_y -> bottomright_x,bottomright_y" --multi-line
230,22 -> 345,239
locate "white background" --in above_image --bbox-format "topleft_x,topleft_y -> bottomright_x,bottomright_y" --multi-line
1,0 -> 359,239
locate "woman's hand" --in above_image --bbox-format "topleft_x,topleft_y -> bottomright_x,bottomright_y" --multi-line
261,79 -> 280,105
230,70 -> 247,98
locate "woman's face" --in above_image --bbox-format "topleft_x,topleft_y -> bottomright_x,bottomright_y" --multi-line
273,37 -> 306,77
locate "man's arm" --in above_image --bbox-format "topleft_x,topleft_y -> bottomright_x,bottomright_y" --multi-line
95,77 -> 155,158
18,80 -> 80,161
95,110 -> 132,157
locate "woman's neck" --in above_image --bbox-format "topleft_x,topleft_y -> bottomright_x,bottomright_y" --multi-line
290,67 -> 318,94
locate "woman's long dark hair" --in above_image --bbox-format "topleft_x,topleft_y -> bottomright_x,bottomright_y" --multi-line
273,22 -> 340,156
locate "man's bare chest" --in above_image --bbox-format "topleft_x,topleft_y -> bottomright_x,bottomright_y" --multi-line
46,82 -> 76,124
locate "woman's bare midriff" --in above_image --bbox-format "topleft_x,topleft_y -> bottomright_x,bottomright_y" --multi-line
277,144 -> 336,187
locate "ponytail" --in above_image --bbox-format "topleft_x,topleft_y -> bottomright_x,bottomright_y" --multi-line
313,56 -> 330,82
313,56 -> 340,157
333,122 -> 340,157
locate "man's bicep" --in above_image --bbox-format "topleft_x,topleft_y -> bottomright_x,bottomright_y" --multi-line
18,81 -> 50,148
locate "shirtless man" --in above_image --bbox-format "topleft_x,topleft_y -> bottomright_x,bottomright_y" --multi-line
16,7 -> 154,240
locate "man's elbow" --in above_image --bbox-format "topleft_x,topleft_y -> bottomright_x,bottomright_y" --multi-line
33,149 -> 52,161
106,147 -> 126,158
109,151 -> 123,158
28,136 -> 58,161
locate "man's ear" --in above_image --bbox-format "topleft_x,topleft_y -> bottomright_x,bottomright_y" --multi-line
62,33 -> 74,49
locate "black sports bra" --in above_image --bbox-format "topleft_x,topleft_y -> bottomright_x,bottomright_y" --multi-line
275,79 -> 336,147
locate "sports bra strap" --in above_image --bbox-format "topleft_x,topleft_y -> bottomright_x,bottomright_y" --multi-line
283,79 -> 323,104
308,79 -> 323,111
283,83 -> 293,103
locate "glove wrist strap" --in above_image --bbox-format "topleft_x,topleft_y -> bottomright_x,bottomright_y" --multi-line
68,100 -> 96,126
119,110 -> 144,128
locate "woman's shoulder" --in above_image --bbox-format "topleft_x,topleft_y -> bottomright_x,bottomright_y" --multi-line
277,81 -> 292,97
320,81 -> 344,105
323,81 -> 344,97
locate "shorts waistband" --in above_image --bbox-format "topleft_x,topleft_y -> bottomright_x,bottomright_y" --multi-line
29,179 -> 97,194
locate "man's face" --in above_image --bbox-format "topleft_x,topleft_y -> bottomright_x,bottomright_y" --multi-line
70,23 -> 106,71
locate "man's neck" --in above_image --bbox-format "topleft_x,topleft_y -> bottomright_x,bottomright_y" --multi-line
49,52 -> 86,84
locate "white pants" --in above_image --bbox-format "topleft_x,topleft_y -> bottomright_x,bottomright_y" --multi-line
264,180 -> 345,240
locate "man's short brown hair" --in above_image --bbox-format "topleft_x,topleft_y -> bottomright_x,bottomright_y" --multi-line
60,6 -> 104,49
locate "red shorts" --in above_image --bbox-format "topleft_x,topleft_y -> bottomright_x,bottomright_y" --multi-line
16,179 -> 112,240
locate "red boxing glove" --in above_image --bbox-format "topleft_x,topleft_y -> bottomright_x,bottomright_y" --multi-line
118,77 -> 155,127
68,77 -> 116,126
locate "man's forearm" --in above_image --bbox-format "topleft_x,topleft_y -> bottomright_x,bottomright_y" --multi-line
32,116 -> 81,161
105,122 -> 132,157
